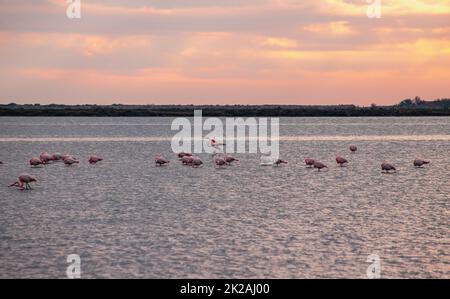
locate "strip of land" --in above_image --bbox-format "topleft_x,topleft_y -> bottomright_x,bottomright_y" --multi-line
0,98 -> 449,117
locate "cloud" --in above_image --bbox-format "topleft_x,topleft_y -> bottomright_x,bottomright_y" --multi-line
0,0 -> 449,104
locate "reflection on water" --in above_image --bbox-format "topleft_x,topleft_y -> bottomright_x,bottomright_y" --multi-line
0,117 -> 449,278
1,135 -> 450,142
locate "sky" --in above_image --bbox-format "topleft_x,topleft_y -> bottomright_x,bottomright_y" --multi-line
0,0 -> 449,105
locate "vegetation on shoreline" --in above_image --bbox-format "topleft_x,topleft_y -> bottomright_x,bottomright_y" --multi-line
1,97 -> 449,117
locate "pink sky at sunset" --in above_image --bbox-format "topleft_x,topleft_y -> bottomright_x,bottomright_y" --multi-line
0,0 -> 449,105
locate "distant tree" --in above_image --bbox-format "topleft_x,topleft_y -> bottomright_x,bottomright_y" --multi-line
413,96 -> 424,105
399,99 -> 413,106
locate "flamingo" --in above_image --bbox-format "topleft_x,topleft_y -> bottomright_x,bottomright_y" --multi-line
9,174 -> 37,190
224,155 -> 239,164
304,158 -> 315,168
181,155 -> 194,165
178,152 -> 192,159
30,157 -> 43,167
192,157 -> 203,168
89,155 -> 103,164
52,153 -> 63,161
274,159 -> 288,166
414,159 -> 430,168
381,162 -> 396,173
62,154 -> 76,160
40,152 -> 53,164
336,156 -> 348,167
313,161 -> 328,171
63,156 -> 79,166
214,156 -> 227,167
349,145 -> 357,153
155,154 -> 170,166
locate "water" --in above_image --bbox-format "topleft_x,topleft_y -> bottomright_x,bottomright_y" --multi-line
0,117 -> 449,278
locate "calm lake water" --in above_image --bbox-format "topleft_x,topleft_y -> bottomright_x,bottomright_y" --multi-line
0,117 -> 449,278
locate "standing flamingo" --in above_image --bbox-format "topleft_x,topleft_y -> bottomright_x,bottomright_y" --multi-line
30,157 -> 43,167
304,158 -> 315,168
313,161 -> 328,171
336,156 -> 348,167
381,162 -> 396,173
9,174 -> 37,190
155,154 -> 170,166
89,155 -> 103,164
349,145 -> 357,153
413,159 -> 430,168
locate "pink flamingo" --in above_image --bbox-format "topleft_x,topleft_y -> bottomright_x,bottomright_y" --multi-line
313,161 -> 328,171
63,156 -> 79,166
155,154 -> 170,166
214,156 -> 227,167
274,159 -> 288,166
9,174 -> 37,190
381,162 -> 396,173
336,156 -> 348,167
304,158 -> 315,168
89,155 -> 103,164
349,145 -> 357,153
224,155 -> 239,164
40,152 -> 53,164
192,157 -> 203,168
181,155 -> 194,165
30,157 -> 43,167
413,159 -> 430,168
178,152 -> 192,159
51,153 -> 63,162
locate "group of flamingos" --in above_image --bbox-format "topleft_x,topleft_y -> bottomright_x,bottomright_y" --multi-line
5,141 -> 430,191
6,152 -> 103,191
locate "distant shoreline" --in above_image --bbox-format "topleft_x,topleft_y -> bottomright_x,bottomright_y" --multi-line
1,98 -> 449,117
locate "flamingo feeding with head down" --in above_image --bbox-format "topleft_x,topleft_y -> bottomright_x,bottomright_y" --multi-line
336,156 -> 348,167
63,156 -> 79,166
178,152 -> 192,159
9,174 -> 37,190
224,155 -> 239,164
381,162 -> 396,173
51,153 -> 63,162
313,161 -> 328,171
414,159 -> 430,168
155,154 -> 170,166
214,156 -> 227,167
192,157 -> 203,168
274,159 -> 288,166
40,152 -> 53,164
89,155 -> 103,164
349,145 -> 357,153
30,157 -> 43,167
181,155 -> 194,165
304,158 -> 315,168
